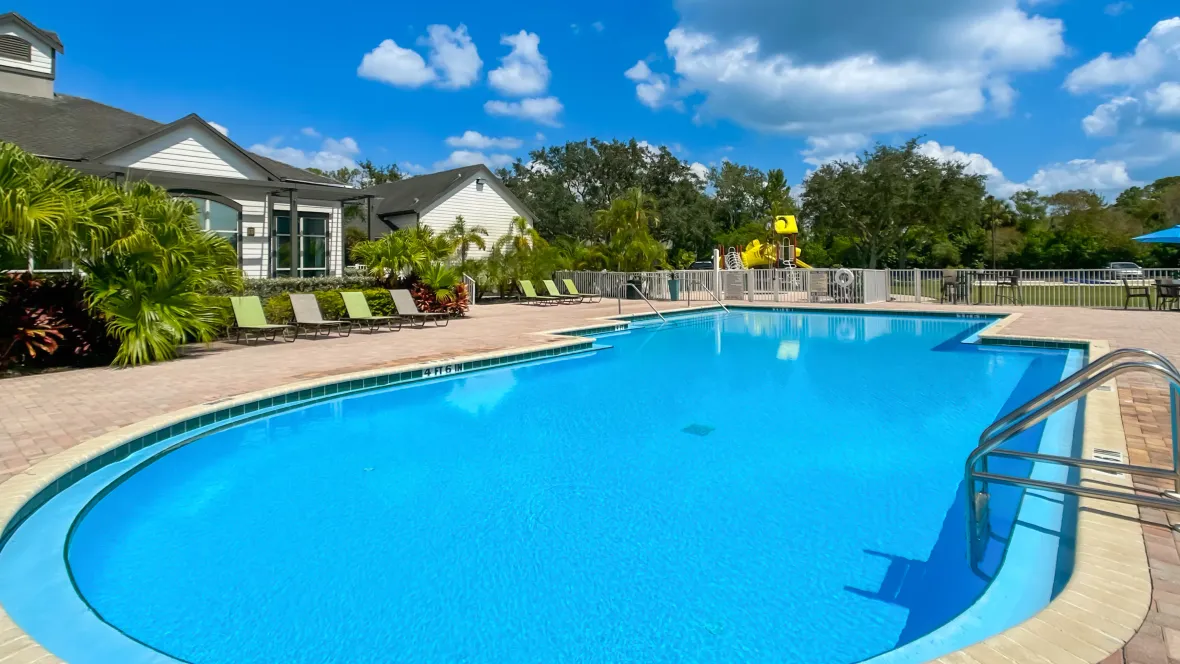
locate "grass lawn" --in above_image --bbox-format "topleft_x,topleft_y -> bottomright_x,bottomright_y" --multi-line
891,279 -> 1172,309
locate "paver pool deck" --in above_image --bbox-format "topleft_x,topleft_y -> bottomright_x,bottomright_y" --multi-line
1,299 -> 1178,663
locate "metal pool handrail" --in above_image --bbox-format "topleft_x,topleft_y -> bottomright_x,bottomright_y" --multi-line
980,348 -> 1178,446
617,282 -> 666,322
688,276 -> 729,313
965,351 -> 1180,575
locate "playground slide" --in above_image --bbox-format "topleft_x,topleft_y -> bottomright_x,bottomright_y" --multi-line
795,259 -> 813,269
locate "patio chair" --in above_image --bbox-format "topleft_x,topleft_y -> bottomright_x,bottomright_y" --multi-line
517,280 -> 561,306
228,296 -> 297,344
939,270 -> 958,304
1156,278 -> 1180,311
389,289 -> 450,327
1123,278 -> 1151,310
340,291 -> 401,333
994,270 -> 1023,305
290,294 -> 352,338
562,278 -> 601,303
542,279 -> 581,303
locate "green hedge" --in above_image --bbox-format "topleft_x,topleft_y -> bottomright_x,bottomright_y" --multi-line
213,289 -> 399,329
205,275 -> 381,297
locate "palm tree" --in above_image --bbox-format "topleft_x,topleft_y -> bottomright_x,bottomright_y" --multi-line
1,143 -> 241,365
593,187 -> 659,244
445,215 -> 489,264
351,230 -> 428,286
553,236 -> 606,270
593,188 -> 666,271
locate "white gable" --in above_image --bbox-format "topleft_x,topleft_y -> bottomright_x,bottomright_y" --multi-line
104,125 -> 268,180
0,23 -> 54,75
419,176 -> 532,259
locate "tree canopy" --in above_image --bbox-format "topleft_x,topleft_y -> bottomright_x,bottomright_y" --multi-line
496,136 -> 1180,270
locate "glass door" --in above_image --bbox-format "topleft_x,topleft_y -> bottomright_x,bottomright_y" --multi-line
273,212 -> 329,277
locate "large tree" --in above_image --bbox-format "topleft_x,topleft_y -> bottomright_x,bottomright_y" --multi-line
801,139 -> 986,268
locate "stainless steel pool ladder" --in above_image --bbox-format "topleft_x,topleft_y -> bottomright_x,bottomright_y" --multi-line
687,277 -> 730,313
617,282 -> 666,322
966,348 -> 1180,574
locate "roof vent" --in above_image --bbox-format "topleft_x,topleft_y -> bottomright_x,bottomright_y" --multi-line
0,12 -> 62,99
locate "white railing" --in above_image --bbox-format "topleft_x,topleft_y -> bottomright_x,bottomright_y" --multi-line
555,269 -> 887,305
885,268 -> 1180,308
558,267 -> 1180,310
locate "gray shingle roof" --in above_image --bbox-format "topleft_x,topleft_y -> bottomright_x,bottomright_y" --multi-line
0,91 -> 342,185
365,165 -> 482,217
364,164 -> 533,220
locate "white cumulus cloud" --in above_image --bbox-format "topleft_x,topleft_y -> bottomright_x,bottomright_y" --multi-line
627,1 -> 1065,135
1068,18 -> 1180,173
1065,17 -> 1180,93
624,60 -> 681,110
445,130 -> 523,150
435,150 -> 515,170
801,133 -> 871,167
488,31 -> 551,96
917,139 -> 1140,196
250,135 -> 362,172
484,97 -> 564,126
358,39 -> 436,87
208,121 -> 228,136
301,127 -> 321,138
1024,159 -> 1140,194
357,24 -> 482,89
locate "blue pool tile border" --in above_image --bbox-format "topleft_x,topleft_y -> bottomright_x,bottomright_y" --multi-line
0,339 -> 595,551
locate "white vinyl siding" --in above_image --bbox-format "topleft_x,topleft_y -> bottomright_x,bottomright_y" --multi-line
106,127 -> 268,180
0,25 -> 52,75
234,196 -> 269,279
418,179 -> 530,259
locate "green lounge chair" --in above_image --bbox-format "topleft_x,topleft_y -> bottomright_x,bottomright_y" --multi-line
228,296 -> 297,344
562,278 -> 601,303
542,279 -> 581,303
389,289 -> 450,327
517,280 -> 560,306
340,291 -> 402,333
290,294 -> 352,338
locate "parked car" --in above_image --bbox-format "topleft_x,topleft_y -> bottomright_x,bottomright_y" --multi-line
1108,262 -> 1144,279
689,260 -> 715,270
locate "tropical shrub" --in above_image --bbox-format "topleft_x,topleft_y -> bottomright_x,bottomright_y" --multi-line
0,273 -> 116,370
0,142 -> 241,366
410,281 -> 468,316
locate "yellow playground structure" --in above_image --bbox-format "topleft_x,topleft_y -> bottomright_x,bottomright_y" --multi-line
722,215 -> 812,269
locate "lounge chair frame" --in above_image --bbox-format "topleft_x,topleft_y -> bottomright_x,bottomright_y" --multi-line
390,289 -> 450,327
340,291 -> 402,333
228,296 -> 298,344
290,293 -> 352,338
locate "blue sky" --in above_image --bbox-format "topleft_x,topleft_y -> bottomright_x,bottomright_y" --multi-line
20,0 -> 1180,198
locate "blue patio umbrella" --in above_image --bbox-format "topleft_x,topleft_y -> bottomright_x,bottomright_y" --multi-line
1134,225 -> 1180,243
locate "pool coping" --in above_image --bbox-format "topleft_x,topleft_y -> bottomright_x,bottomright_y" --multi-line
0,306 -> 1150,664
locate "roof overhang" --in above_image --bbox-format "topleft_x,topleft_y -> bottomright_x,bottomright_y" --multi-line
0,13 -> 64,53
65,161 -> 373,202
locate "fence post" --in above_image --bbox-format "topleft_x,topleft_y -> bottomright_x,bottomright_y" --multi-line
747,270 -> 754,302
713,250 -> 722,302
913,268 -> 921,302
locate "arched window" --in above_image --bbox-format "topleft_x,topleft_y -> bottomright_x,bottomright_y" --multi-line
0,35 -> 32,63
171,191 -> 242,256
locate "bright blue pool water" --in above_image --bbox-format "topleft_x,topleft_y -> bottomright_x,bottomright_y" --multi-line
43,311 -> 1078,663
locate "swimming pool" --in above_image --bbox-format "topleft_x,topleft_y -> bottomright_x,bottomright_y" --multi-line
0,309 -> 1082,663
